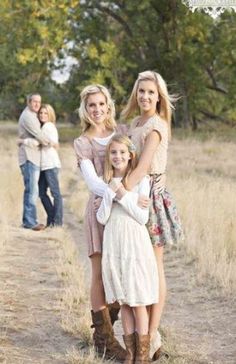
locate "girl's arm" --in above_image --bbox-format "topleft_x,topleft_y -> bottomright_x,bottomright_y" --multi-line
96,187 -> 116,225
117,176 -> 150,225
126,131 -> 160,190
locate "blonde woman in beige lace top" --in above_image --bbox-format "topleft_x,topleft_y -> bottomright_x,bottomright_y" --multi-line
121,71 -> 183,360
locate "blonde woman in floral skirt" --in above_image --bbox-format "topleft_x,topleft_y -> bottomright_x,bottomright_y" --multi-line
121,71 -> 183,361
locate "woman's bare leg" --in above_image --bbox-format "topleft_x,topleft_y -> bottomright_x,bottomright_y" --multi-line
149,246 -> 166,337
90,253 -> 106,312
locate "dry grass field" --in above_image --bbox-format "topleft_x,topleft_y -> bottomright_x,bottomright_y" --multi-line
0,122 -> 235,363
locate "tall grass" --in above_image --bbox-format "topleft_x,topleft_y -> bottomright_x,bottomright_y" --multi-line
168,138 -> 236,293
1,125 -> 235,362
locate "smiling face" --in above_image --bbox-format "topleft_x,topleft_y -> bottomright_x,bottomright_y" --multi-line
86,92 -> 109,125
137,80 -> 159,116
109,141 -> 131,176
28,95 -> 41,113
38,107 -> 49,123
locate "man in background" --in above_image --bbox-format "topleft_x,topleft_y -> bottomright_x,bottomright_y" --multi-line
18,93 -> 49,231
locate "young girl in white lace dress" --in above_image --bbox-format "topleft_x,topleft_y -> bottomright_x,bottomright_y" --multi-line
96,134 -> 158,363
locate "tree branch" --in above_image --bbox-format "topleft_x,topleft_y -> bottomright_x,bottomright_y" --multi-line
205,67 -> 228,94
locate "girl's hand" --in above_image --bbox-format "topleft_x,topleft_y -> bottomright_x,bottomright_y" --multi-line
94,197 -> 102,212
115,184 -> 127,200
153,174 -> 166,194
109,180 -> 122,193
137,195 -> 150,209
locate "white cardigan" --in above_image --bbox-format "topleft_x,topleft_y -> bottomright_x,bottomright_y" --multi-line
96,176 -> 150,226
22,122 -> 61,170
40,122 -> 61,170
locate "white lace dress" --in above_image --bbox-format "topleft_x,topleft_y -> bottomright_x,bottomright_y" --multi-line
97,176 -> 159,307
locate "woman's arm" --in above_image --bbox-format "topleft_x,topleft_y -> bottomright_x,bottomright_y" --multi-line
80,159 -> 108,197
96,187 -> 116,225
126,131 -> 160,190
117,176 -> 150,225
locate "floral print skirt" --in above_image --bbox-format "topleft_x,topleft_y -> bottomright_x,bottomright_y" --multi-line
147,175 -> 183,247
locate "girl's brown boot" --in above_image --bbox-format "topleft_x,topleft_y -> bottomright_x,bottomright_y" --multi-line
123,333 -> 136,364
135,333 -> 151,364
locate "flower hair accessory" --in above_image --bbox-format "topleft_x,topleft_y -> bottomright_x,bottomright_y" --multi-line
129,142 -> 136,152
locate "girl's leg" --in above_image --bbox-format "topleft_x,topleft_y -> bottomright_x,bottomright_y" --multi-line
149,245 -> 166,337
133,306 -> 149,335
133,306 -> 150,363
121,304 -> 135,335
90,253 -> 106,311
121,305 -> 136,362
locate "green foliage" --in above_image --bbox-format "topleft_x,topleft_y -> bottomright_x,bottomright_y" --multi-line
0,0 -> 235,128
0,0 -> 78,118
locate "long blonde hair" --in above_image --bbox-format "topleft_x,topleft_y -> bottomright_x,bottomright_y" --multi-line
79,84 -> 117,132
38,104 -> 56,123
104,134 -> 137,188
121,70 -> 176,138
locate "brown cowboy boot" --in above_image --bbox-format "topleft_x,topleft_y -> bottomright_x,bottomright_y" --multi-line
91,307 -> 127,362
108,301 -> 120,326
135,333 -> 151,364
123,333 -> 136,364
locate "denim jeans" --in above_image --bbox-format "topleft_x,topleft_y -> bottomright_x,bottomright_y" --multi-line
39,168 -> 63,226
20,161 -> 40,228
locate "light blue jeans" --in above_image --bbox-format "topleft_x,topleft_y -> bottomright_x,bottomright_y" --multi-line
20,161 -> 40,228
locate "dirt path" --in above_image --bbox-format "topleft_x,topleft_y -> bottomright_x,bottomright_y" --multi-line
0,226 -> 78,363
0,123 -> 235,363
162,247 -> 236,364
65,208 -> 236,364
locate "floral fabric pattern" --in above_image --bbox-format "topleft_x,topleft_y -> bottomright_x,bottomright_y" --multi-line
147,175 -> 183,247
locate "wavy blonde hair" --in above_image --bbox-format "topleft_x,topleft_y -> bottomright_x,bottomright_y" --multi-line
38,104 -> 56,123
79,84 -> 117,132
121,71 -> 177,138
104,134 -> 137,188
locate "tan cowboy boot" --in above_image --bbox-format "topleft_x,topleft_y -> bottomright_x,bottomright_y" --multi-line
135,333 -> 151,364
91,307 -> 127,362
123,333 -> 136,364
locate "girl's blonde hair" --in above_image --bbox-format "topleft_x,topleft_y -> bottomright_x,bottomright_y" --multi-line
104,134 -> 137,188
79,84 -> 117,132
121,70 -> 176,137
38,104 -> 56,123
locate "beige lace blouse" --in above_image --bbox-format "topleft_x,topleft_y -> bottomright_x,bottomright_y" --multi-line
129,114 -> 168,175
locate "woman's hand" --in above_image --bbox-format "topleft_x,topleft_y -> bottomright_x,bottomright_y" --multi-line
137,195 -> 150,209
93,197 -> 102,212
109,179 -> 122,193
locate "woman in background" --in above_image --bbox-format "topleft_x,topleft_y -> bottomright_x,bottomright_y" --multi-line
38,104 -> 63,227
